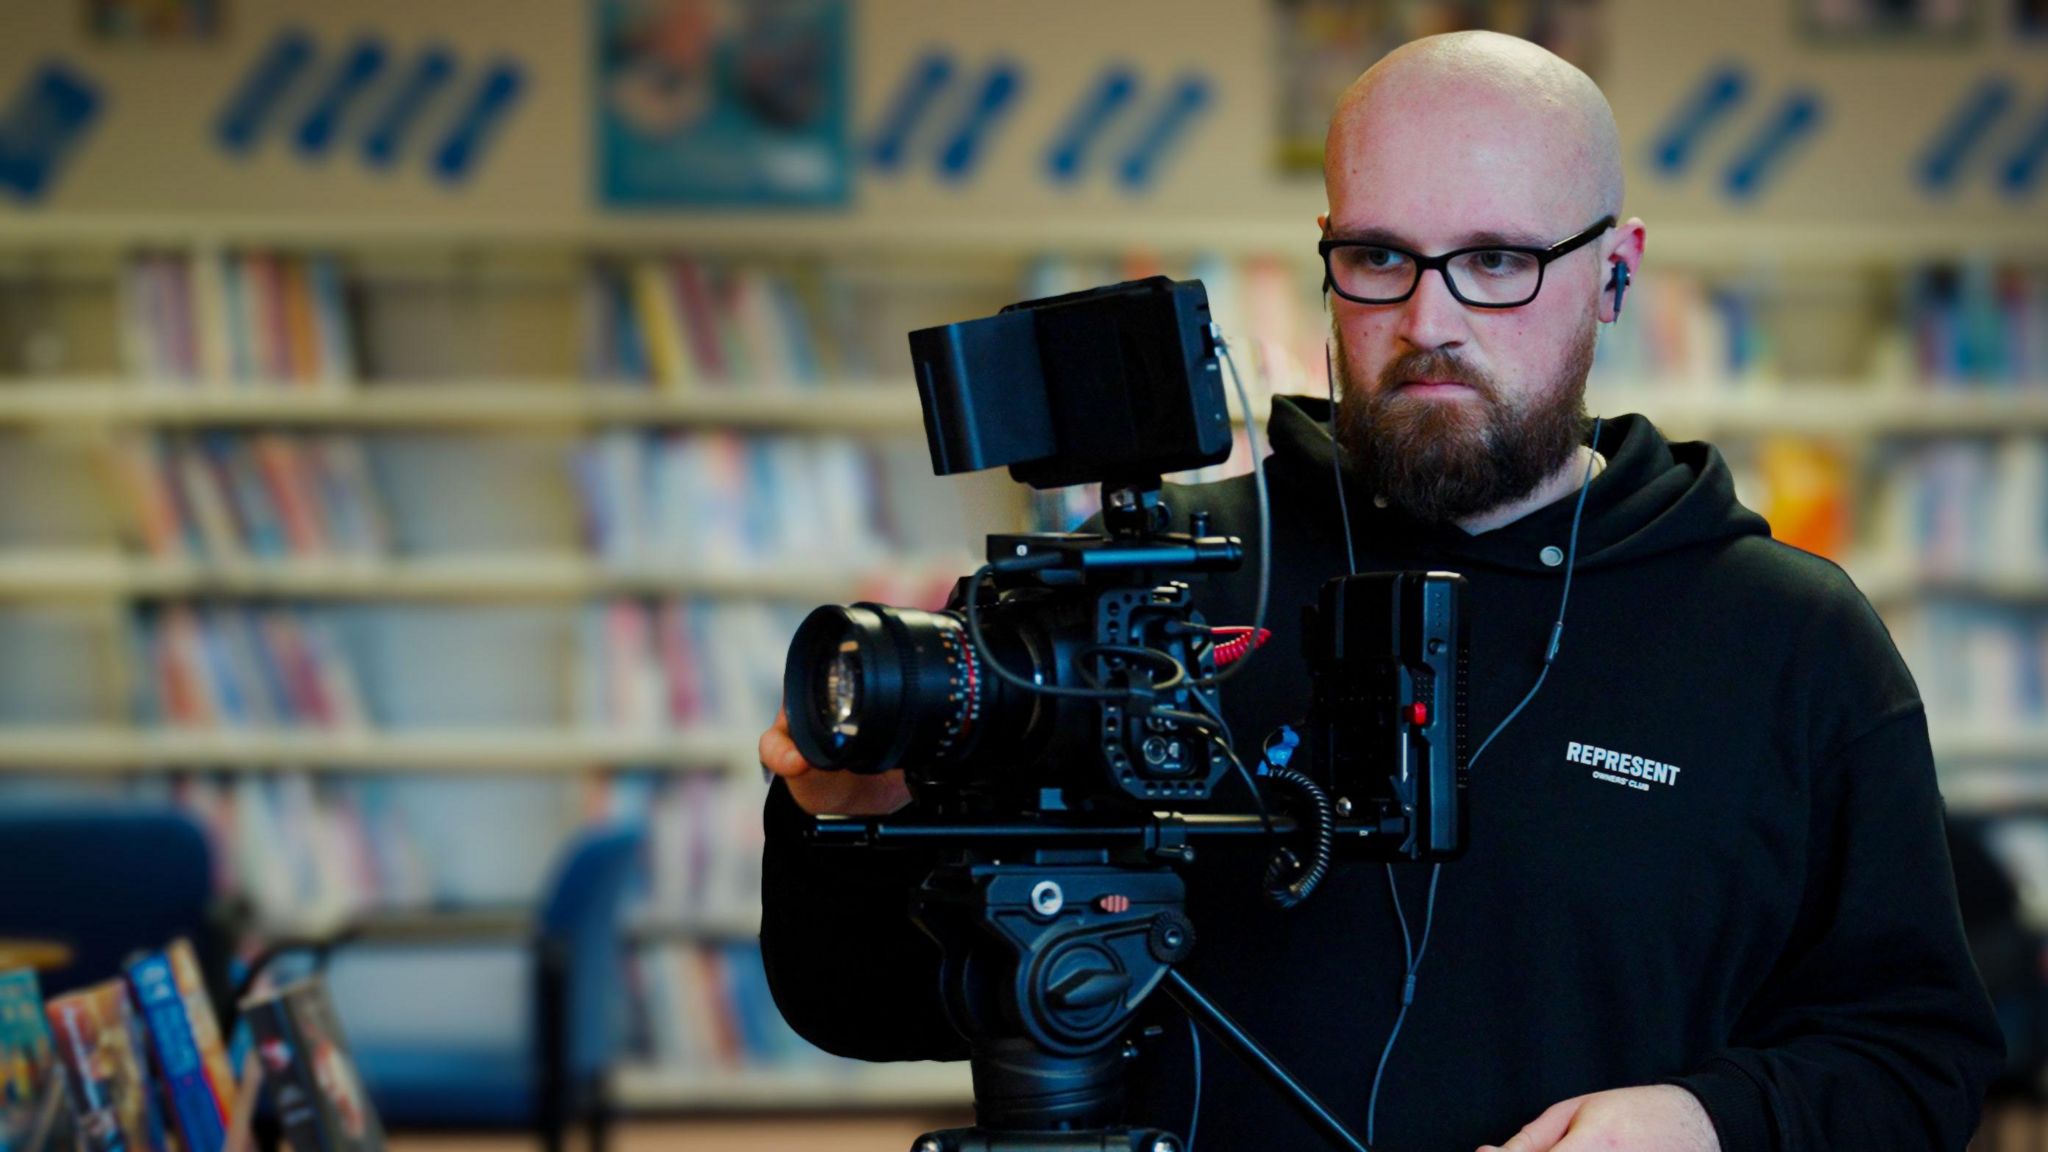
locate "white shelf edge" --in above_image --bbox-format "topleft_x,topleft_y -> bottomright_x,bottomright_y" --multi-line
2,213 -> 2044,264
609,1061 -> 973,1112
0,552 -> 923,601
3,380 -> 2046,436
0,727 -> 764,773
1585,385 -> 2048,435
0,380 -> 926,430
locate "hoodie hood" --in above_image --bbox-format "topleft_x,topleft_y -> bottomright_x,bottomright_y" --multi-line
1264,394 -> 1771,574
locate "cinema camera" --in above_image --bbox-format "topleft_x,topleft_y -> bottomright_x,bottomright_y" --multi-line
779,277 -> 1468,1152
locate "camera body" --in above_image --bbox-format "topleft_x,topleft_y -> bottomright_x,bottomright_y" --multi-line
783,519 -> 1240,815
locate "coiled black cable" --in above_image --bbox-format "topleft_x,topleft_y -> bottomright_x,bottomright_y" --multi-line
1260,764 -> 1334,909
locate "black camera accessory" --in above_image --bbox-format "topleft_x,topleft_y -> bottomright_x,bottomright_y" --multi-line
1305,570 -> 1470,862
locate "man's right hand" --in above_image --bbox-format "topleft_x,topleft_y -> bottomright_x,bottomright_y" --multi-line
760,706 -> 912,816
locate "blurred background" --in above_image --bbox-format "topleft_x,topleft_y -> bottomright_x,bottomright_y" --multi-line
0,0 -> 2043,1149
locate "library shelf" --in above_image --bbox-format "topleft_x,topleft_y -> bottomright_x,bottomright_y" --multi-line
0,552 -> 912,602
0,726 -> 763,773
1926,729 -> 2048,764
0,380 -> 926,431
1587,386 -> 2048,437
608,1060 -> 973,1113
0,380 -> 2042,437
0,721 -> 2029,774
2,212 -> 2044,266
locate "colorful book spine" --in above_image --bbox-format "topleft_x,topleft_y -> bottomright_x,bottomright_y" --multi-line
0,969 -> 59,1152
46,979 -> 172,1152
123,942 -> 233,1152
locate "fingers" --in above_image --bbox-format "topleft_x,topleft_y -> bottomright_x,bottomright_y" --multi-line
759,707 -> 812,780
760,708 -> 912,815
1480,1095 -> 1588,1152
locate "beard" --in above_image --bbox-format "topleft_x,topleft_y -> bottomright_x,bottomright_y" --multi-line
1331,319 -> 1596,525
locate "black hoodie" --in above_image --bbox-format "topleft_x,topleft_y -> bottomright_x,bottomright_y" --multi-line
760,394 -> 2003,1152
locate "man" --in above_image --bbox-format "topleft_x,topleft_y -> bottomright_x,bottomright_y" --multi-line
757,31 -> 2003,1151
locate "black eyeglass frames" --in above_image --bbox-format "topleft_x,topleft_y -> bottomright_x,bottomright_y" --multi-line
1318,215 -> 1618,309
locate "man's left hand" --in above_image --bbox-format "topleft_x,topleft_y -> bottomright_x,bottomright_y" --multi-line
1477,1085 -> 1720,1152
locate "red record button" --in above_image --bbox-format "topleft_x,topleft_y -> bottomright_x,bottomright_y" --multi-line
1403,701 -> 1430,726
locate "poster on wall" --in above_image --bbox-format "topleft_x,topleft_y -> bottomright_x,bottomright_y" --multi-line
1799,0 -> 1979,42
84,0 -> 223,44
1271,0 -> 1603,176
595,0 -> 850,208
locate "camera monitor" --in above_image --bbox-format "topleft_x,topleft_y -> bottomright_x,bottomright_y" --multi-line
908,275 -> 1234,489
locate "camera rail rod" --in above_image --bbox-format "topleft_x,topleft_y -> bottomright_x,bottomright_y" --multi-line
807,811 -> 1297,850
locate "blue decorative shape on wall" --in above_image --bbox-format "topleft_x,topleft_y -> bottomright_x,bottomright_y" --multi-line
936,61 -> 1023,183
1650,65 -> 1748,177
869,49 -> 954,174
1116,73 -> 1210,192
216,29 -> 317,155
362,47 -> 456,170
0,62 -> 104,202
295,38 -> 390,158
1723,89 -> 1824,201
2000,95 -> 2048,198
1046,65 -> 1138,184
432,59 -> 525,184
1919,77 -> 2014,192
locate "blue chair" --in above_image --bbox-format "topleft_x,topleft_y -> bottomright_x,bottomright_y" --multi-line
313,824 -> 645,1152
0,804 -> 218,998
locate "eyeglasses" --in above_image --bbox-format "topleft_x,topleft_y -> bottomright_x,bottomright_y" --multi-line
1318,216 -> 1617,309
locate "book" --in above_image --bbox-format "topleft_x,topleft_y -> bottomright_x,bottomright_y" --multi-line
242,979 -> 382,1152
0,970 -> 61,1152
46,979 -> 173,1152
125,940 -> 234,1152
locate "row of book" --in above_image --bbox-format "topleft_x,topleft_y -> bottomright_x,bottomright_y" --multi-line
1866,438 -> 2048,579
1716,435 -> 2048,576
123,252 -> 357,387
1588,270 -> 1774,389
582,259 -> 837,389
1890,603 -> 2048,735
601,770 -> 765,933
171,774 -> 439,930
570,430 -> 890,570
85,250 -> 2048,395
132,604 -> 368,732
628,942 -> 821,1073
1,948 -> 384,1152
108,433 -> 390,562
1909,263 -> 2048,388
574,598 -> 800,736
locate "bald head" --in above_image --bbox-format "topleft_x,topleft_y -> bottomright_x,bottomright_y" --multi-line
1325,31 -> 1623,226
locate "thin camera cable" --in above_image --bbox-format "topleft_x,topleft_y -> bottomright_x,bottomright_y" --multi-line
1324,342 -> 1360,574
1191,337 -> 1271,688
1329,333 -> 1606,1141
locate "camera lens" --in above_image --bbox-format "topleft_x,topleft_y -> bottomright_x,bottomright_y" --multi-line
785,602 -> 1028,776
813,644 -> 862,744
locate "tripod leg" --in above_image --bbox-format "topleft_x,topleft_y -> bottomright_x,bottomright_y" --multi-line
1161,969 -> 1372,1152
